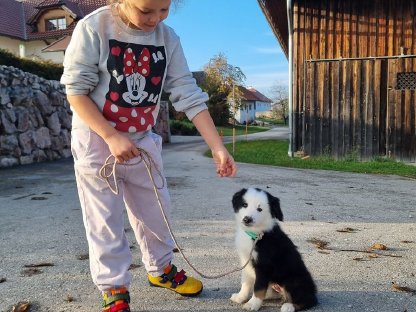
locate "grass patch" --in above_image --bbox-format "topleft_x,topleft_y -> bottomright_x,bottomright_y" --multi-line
208,139 -> 416,179
216,125 -> 270,136
256,117 -> 287,126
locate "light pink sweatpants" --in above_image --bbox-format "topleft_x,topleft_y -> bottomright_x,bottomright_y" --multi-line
71,128 -> 174,291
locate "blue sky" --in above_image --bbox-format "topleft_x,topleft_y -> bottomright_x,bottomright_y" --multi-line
165,0 -> 288,98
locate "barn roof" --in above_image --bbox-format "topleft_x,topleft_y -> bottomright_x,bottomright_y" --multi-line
258,0 -> 289,58
239,86 -> 272,103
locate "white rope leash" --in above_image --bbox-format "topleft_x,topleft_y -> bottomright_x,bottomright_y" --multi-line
99,148 -> 262,279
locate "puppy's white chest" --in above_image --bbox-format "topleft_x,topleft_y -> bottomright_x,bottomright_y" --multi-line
235,230 -> 258,262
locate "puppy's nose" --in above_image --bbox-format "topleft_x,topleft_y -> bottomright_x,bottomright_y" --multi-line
242,216 -> 253,225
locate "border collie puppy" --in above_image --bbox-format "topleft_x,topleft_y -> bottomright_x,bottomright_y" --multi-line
230,188 -> 317,312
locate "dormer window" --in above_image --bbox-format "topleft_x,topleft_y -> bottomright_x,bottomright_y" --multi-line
46,17 -> 67,31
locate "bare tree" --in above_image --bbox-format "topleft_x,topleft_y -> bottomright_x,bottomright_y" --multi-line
269,84 -> 288,124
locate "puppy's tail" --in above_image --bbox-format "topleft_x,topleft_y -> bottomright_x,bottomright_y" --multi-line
289,295 -> 318,311
280,287 -> 318,311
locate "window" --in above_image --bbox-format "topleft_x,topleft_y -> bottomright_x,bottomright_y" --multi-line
46,17 -> 66,31
396,72 -> 416,90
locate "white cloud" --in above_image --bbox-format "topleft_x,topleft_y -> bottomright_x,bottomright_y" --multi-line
245,71 -> 289,96
241,62 -> 288,72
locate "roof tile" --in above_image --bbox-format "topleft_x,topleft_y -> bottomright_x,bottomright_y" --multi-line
0,0 -> 107,41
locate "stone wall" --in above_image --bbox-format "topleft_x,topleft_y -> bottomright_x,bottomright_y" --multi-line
0,65 -> 71,168
0,65 -> 171,168
153,100 -> 171,143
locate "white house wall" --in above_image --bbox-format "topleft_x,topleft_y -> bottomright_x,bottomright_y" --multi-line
0,36 -> 21,56
255,101 -> 271,112
0,36 -> 63,63
235,101 -> 257,124
25,41 -> 64,63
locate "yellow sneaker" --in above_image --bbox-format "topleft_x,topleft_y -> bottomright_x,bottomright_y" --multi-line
148,263 -> 203,296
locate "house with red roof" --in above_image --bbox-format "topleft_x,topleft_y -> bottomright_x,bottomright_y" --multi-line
0,0 -> 107,63
232,86 -> 272,124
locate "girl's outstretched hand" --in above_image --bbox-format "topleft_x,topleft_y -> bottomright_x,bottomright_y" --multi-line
212,147 -> 237,177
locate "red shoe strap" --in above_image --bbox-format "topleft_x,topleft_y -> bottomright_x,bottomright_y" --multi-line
108,302 -> 130,312
173,269 -> 186,283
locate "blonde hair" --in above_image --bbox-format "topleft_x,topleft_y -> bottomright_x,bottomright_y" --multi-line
109,0 -> 181,5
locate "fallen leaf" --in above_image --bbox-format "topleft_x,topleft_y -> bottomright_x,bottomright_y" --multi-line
368,253 -> 379,258
24,262 -> 54,268
21,268 -> 43,277
370,243 -> 388,250
11,301 -> 30,312
128,263 -> 141,270
0,277 -> 6,283
401,240 -> 414,244
336,227 -> 358,233
76,254 -> 89,260
308,238 -> 330,250
173,247 -> 180,253
391,282 -> 416,293
318,250 -> 330,254
13,194 -> 36,200
31,196 -> 48,200
175,296 -> 189,300
64,294 -> 75,302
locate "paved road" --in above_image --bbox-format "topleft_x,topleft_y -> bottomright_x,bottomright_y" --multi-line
0,127 -> 415,312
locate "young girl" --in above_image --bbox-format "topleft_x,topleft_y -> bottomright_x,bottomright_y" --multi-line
61,0 -> 237,311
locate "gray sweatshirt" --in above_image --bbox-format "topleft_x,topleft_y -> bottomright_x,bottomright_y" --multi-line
61,5 -> 208,136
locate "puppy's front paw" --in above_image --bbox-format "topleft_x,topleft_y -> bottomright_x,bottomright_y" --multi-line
281,303 -> 295,312
230,293 -> 247,304
243,297 -> 262,311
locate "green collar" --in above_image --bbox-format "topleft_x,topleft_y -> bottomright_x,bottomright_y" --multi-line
245,230 -> 262,241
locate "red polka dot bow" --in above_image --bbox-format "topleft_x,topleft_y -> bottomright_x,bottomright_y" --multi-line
123,47 -> 150,77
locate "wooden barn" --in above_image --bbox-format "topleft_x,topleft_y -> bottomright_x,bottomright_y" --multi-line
258,0 -> 416,162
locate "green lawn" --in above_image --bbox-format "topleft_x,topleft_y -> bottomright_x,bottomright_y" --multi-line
216,125 -> 270,136
211,139 -> 416,179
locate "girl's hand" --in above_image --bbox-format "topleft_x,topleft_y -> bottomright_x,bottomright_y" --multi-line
212,147 -> 237,177
104,132 -> 140,163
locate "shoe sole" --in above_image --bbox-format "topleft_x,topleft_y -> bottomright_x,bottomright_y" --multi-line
148,280 -> 203,297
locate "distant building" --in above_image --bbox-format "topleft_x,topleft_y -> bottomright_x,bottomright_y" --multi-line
192,71 -> 273,124
232,86 -> 272,124
0,0 -> 107,63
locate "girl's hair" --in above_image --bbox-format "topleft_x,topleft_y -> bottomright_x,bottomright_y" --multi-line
108,0 -> 181,5
108,0 -> 182,26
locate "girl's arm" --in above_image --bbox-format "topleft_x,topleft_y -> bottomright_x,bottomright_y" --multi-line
191,110 -> 237,177
67,95 -> 140,163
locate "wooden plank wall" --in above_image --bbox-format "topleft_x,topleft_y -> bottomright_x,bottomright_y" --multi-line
305,59 -> 386,159
293,0 -> 416,161
387,58 -> 416,162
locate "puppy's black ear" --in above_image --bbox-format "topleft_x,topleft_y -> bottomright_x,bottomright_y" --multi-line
232,188 -> 247,212
267,192 -> 283,221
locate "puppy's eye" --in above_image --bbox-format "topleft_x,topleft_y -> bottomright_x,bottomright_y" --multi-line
243,203 -> 248,208
257,207 -> 262,212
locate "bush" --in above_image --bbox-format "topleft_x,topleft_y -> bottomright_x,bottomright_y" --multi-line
0,48 -> 63,81
170,120 -> 198,136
